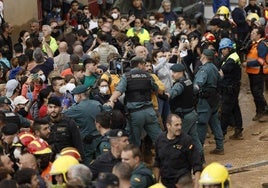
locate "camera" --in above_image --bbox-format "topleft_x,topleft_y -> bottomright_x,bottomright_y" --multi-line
109,58 -> 131,75
127,39 -> 133,47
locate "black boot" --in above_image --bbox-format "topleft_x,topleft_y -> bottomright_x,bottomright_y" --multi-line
229,128 -> 243,140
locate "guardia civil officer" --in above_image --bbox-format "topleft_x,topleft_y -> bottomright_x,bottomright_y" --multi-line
121,144 -> 155,188
89,129 -> 129,180
63,85 -> 104,165
44,97 -> 85,161
194,49 -> 224,155
107,56 -> 162,146
166,63 -> 203,158
154,114 -> 202,188
95,111 -> 112,157
218,38 -> 243,140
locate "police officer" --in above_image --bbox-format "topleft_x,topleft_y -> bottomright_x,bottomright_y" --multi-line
244,27 -> 268,122
166,63 -> 203,158
89,129 -> 129,180
108,56 -> 162,146
154,114 -> 202,188
0,96 -> 31,129
63,85 -> 105,165
44,97 -> 85,162
218,38 -> 243,139
194,49 -> 224,155
95,111 -> 112,157
121,144 -> 155,188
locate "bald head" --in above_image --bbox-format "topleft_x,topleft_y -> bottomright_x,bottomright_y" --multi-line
58,41 -> 68,53
73,45 -> 84,57
134,46 -> 148,59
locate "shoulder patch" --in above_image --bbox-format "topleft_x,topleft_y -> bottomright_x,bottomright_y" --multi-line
184,79 -> 192,86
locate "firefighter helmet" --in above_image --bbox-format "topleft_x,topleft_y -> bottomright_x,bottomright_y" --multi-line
60,147 -> 82,161
27,138 -> 52,155
50,155 -> 79,182
18,132 -> 36,147
202,32 -> 216,43
199,162 -> 230,188
216,6 -> 230,19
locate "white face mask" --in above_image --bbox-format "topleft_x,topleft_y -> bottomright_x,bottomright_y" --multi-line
111,13 -> 118,20
149,20 -> 156,25
158,57 -> 167,64
99,86 -> 109,94
59,85 -> 67,94
39,75 -> 46,82
219,15 -> 225,21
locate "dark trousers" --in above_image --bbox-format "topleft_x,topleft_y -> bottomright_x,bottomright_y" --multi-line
220,85 -> 243,135
248,74 -> 267,113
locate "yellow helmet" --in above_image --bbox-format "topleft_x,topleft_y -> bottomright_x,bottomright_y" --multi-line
246,13 -> 260,22
199,162 -> 230,188
50,155 -> 79,182
216,6 -> 230,18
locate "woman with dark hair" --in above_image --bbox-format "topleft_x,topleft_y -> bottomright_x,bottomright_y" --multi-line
18,30 -> 30,53
30,88 -> 52,119
93,79 -> 124,112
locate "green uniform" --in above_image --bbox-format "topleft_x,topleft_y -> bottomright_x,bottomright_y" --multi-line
95,133 -> 110,157
130,162 -> 155,188
194,62 -> 224,151
115,68 -> 162,146
63,98 -> 103,165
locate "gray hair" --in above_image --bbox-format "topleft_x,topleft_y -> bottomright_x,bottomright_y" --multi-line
42,25 -> 52,34
33,47 -> 44,63
68,164 -> 92,187
162,0 -> 171,5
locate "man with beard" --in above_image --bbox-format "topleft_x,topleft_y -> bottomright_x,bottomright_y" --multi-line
145,31 -> 170,58
32,118 -> 51,141
43,97 -> 84,162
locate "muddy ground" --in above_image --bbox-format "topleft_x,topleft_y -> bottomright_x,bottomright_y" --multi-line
204,70 -> 268,188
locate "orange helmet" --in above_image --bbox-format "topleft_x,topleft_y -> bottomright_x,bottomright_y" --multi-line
60,147 -> 81,161
27,138 -> 52,155
18,132 -> 36,147
202,32 -> 216,43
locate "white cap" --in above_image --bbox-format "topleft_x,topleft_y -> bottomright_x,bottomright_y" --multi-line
14,95 -> 28,106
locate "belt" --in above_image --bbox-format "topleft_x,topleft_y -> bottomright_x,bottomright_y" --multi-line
128,105 -> 153,113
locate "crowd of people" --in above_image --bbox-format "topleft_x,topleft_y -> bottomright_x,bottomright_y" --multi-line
0,0 -> 266,187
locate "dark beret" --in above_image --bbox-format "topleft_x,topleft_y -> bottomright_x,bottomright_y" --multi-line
170,63 -> 185,72
72,85 -> 88,95
107,129 -> 129,139
48,97 -> 61,107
